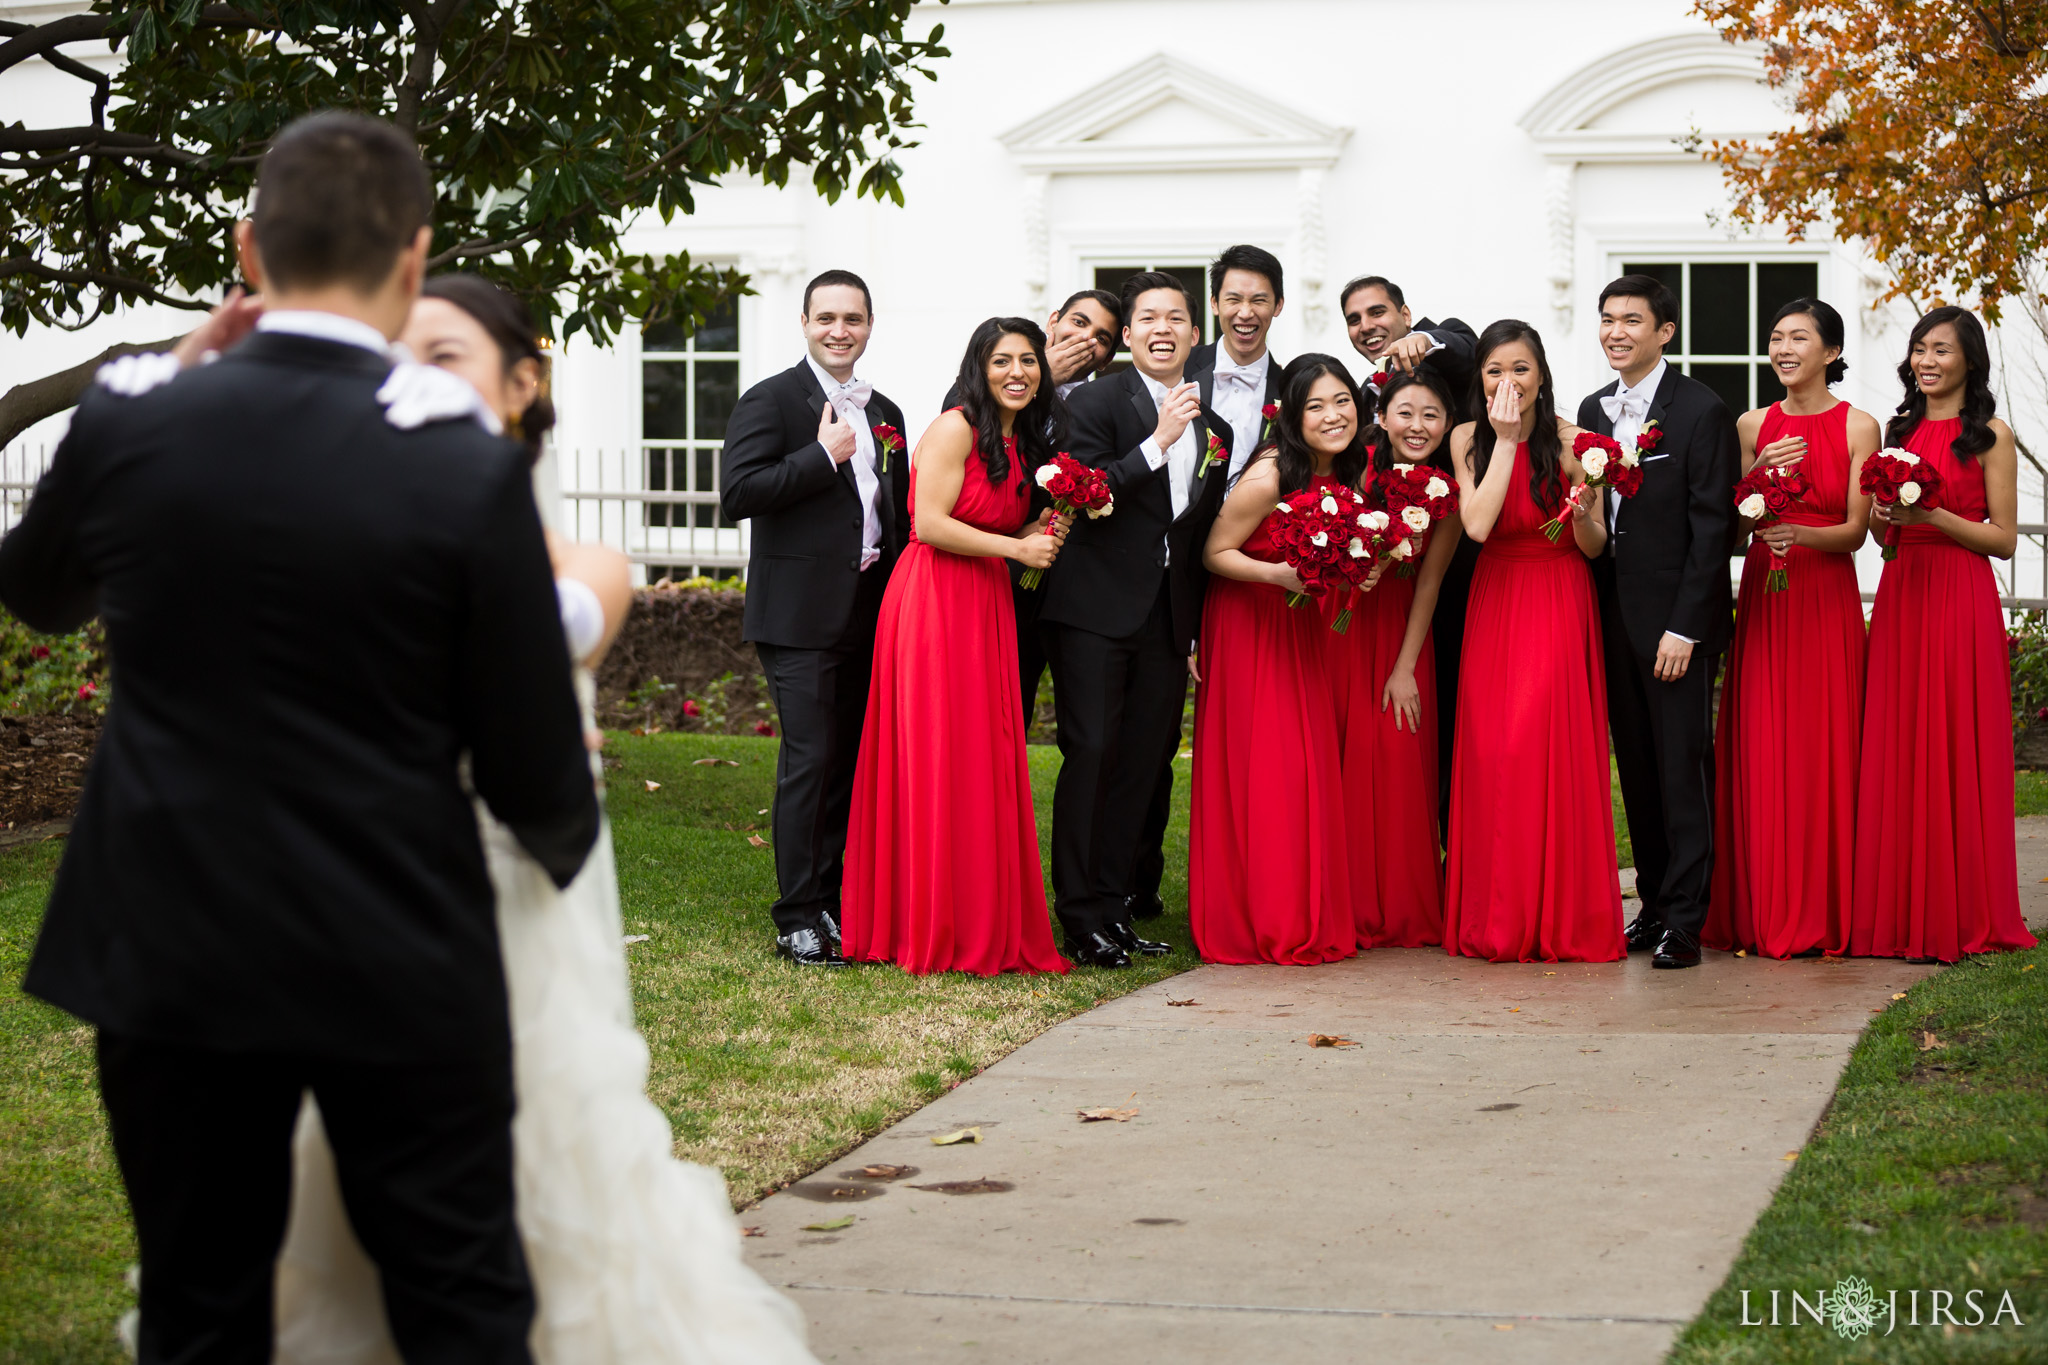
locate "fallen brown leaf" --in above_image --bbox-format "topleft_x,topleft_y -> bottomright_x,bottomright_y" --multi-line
852,1164 -> 916,1181
1165,998 -> 1199,1007
1782,1151 -> 1799,1161
1891,993 -> 1908,1001
801,1216 -> 855,1232
746,834 -> 770,848
930,1127 -> 982,1146
1306,1034 -> 1360,1048
1735,949 -> 1747,958
1919,1030 -> 1946,1051
643,780 -> 661,792
692,758 -> 740,767
1078,1106 -> 1139,1123
740,1226 -> 764,1237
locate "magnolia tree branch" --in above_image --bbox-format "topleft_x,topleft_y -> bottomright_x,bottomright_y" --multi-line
0,7 -> 260,78
0,335 -> 183,448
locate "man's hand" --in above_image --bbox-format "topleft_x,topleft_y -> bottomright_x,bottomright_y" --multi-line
1187,650 -> 1202,684
171,287 -> 264,369
1154,381 -> 1202,451
1653,631 -> 1694,682
817,402 -> 857,465
1381,331 -> 1437,373
1047,332 -> 1097,386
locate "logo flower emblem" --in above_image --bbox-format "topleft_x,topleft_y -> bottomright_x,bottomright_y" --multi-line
1828,1276 -> 1879,1341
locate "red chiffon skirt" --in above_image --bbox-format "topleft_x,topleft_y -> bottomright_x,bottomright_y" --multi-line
1321,576 -> 1443,947
1850,539 -> 2035,960
1190,577 -> 1355,965
843,542 -> 1069,975
1443,539 -> 1624,963
1705,539 -> 1865,957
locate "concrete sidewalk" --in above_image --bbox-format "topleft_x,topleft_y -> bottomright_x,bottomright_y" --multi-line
740,830 -> 2048,1364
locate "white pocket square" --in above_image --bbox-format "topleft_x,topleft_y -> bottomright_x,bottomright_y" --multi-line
1640,452 -> 1673,463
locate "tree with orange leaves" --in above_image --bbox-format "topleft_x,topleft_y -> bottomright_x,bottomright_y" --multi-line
1689,1 -> 2046,318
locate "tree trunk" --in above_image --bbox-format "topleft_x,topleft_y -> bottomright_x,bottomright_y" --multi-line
0,338 -> 180,448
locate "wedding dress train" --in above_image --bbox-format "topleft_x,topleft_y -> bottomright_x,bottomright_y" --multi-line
274,675 -> 814,1364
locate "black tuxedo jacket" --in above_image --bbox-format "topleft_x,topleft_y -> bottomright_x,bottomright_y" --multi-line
1578,366 -> 1741,656
1411,317 -> 1479,420
0,332 -> 598,1064
721,360 -> 908,648
1038,366 -> 1232,652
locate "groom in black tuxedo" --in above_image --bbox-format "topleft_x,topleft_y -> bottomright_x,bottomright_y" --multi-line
1577,274 -> 1740,969
0,114 -> 597,1362
1040,272 -> 1233,966
722,270 -> 907,967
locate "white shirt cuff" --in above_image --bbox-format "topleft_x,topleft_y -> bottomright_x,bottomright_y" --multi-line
1664,631 -> 1698,647
1141,437 -> 1168,470
1421,332 -> 1446,356
556,578 -> 607,660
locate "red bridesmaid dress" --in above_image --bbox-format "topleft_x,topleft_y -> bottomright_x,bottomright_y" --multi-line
842,437 -> 1069,975
1320,476 -> 1443,948
1189,487 -> 1355,965
1705,402 -> 1866,958
1849,417 -> 2037,960
1443,444 -> 1624,963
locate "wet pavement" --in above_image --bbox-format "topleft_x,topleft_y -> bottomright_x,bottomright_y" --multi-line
739,829 -> 2048,1364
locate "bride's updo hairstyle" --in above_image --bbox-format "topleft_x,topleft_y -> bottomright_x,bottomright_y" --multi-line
1886,304 -> 1998,463
419,273 -> 556,464
1768,297 -> 1848,385
1466,319 -> 1564,520
1266,353 -> 1372,497
1369,367 -> 1457,477
953,316 -> 1064,489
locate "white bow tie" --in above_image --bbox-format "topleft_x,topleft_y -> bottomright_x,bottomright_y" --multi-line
1213,363 -> 1262,392
1601,391 -> 1650,425
828,379 -> 872,412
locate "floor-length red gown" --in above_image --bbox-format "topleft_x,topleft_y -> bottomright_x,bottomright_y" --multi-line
1443,443 -> 1624,963
1849,417 -> 2037,960
1190,492 -> 1355,965
842,438 -> 1069,976
1705,401 -> 1866,958
1320,476 -> 1443,948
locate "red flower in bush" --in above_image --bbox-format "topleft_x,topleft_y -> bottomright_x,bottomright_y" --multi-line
30,645 -> 48,660
681,699 -> 702,719
77,682 -> 97,699
753,721 -> 776,737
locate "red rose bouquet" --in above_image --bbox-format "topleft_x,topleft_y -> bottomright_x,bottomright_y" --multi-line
872,423 -> 906,474
1372,462 -> 1460,576
1019,453 -> 1113,589
1547,428 -> 1649,541
1270,484 -> 1393,630
1859,447 -> 1946,561
1732,462 -> 1814,592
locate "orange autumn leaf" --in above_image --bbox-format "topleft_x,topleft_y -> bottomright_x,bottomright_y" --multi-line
1306,1034 -> 1360,1048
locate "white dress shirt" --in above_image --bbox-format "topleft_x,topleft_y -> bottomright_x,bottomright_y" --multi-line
1208,348 -> 1270,478
256,310 -> 393,356
806,356 -> 882,570
1136,370 -> 1199,563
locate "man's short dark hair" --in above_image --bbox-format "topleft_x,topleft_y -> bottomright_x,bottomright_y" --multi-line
1210,244 -> 1284,302
252,112 -> 433,293
1055,287 -> 1122,321
1598,274 -> 1680,331
803,269 -> 873,318
1118,270 -> 1193,323
1340,275 -> 1404,315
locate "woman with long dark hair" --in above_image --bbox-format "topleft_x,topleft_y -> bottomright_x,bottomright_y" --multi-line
842,317 -> 1072,975
1704,298 -> 1876,959
1320,368 -> 1460,947
1442,321 -> 1623,963
1850,307 -> 2036,960
1187,354 -> 1359,964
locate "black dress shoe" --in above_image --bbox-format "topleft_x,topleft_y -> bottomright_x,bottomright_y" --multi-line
1063,931 -> 1132,969
1623,909 -> 1665,953
1124,893 -> 1165,922
1652,926 -> 1702,969
816,909 -> 843,954
1104,921 -> 1170,957
775,927 -> 848,967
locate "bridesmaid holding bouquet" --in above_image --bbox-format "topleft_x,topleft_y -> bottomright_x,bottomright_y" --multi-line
1705,299 -> 1876,959
1851,308 -> 2037,962
1443,322 -> 1624,964
1189,354 -> 1359,965
1322,369 -> 1460,948
842,318 -> 1073,975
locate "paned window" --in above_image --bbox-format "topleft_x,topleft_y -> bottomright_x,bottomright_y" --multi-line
1620,260 -> 1821,415
640,299 -> 740,580
1091,264 -> 1211,374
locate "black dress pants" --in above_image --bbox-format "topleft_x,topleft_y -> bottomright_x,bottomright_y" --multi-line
756,568 -> 884,936
96,1031 -> 531,1365
1595,568 -> 1719,939
1042,582 -> 1186,942
1431,532 -> 1482,846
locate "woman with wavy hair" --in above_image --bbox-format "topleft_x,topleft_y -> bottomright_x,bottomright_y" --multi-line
1850,307 -> 2036,961
1442,321 -> 1623,963
841,317 -> 1072,975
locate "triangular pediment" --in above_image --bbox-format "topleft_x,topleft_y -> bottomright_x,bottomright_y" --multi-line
1001,54 -> 1350,173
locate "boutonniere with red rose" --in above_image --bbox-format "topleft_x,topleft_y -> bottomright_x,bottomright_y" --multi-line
1259,402 -> 1280,446
1543,428 -> 1648,542
1859,447 -> 1946,561
1019,453 -> 1114,589
1198,430 -> 1229,477
1732,462 -> 1814,592
872,423 -> 905,474
1371,463 -> 1461,577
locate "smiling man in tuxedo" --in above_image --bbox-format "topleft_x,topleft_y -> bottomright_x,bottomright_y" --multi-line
721,269 -> 908,968
1188,244 -> 1286,480
1577,273 -> 1740,970
1039,273 -> 1233,966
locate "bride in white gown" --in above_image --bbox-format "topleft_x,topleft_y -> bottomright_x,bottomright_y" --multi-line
271,276 -> 815,1364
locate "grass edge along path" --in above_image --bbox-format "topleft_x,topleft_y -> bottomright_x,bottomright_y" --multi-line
1667,943 -> 2048,1364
